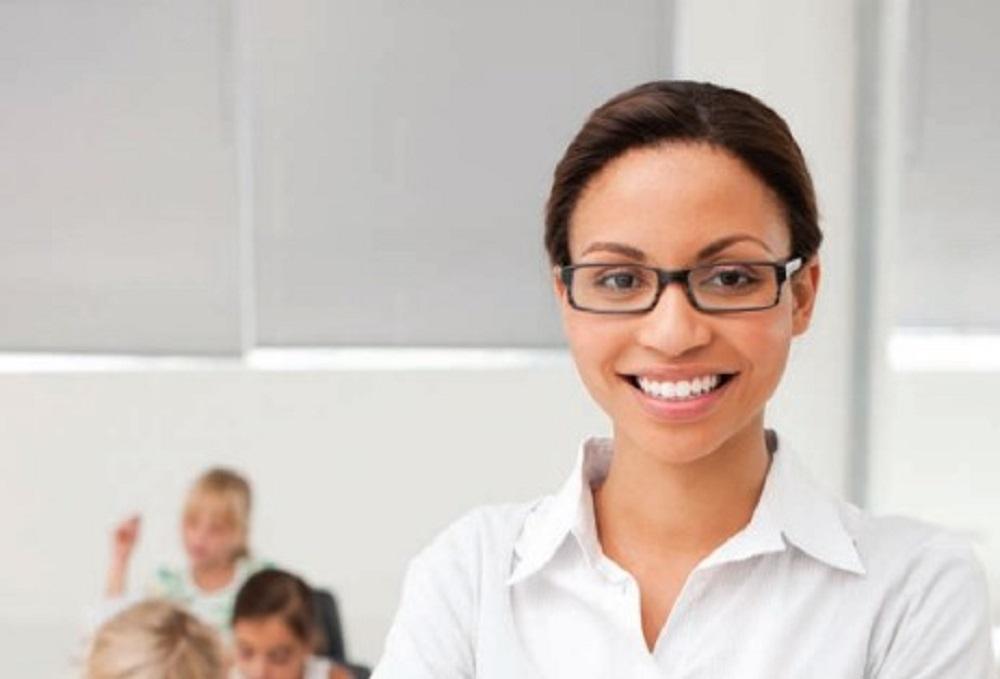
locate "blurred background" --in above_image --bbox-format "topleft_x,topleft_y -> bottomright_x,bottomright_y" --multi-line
1,0 -> 997,675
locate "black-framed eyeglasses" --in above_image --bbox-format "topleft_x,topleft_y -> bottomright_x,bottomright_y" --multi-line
559,258 -> 803,314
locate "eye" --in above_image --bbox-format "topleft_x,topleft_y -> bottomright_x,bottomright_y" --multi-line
590,266 -> 650,292
700,264 -> 762,290
268,646 -> 295,665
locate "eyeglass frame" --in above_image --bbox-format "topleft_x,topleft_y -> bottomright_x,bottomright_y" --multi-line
557,257 -> 804,315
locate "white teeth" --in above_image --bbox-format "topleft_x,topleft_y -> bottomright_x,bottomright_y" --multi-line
636,374 -> 724,401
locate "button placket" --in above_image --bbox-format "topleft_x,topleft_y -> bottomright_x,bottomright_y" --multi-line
652,569 -> 709,672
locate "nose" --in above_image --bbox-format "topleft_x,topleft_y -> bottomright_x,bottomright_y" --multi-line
634,282 -> 712,357
243,659 -> 267,679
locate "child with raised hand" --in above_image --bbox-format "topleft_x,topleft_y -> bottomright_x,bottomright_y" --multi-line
231,568 -> 357,679
87,599 -> 224,679
104,467 -> 267,634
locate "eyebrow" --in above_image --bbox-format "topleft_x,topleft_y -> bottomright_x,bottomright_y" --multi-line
579,235 -> 774,263
580,241 -> 647,261
697,234 -> 774,260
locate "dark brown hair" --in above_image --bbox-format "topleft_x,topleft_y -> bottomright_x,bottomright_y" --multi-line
544,80 -> 821,266
233,568 -> 320,651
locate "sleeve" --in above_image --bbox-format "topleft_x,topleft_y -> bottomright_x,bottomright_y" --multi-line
371,512 -> 484,679
871,534 -> 997,679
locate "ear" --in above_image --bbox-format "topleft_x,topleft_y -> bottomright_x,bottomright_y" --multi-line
791,257 -> 820,336
552,265 -> 568,303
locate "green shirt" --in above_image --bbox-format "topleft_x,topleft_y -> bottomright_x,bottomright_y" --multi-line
146,557 -> 270,634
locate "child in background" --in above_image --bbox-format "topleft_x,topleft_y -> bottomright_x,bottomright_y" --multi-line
105,468 -> 267,634
231,568 -> 356,679
87,599 -> 224,679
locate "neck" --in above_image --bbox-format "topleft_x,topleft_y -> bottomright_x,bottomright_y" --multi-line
594,418 -> 771,557
191,559 -> 237,592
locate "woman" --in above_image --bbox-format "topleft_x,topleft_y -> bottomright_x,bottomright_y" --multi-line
373,81 -> 995,677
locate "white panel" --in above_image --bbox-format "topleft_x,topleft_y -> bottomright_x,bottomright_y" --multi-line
0,0 -> 242,354
250,0 -> 670,346
895,0 -> 1000,328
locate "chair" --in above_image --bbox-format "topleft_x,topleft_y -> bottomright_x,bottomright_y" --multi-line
312,588 -> 371,679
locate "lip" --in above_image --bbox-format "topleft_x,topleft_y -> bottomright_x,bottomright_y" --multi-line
622,371 -> 737,422
624,365 -> 737,381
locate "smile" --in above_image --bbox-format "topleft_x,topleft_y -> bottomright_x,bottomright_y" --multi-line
629,373 -> 736,402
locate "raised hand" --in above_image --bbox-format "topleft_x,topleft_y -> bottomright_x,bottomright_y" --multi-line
105,514 -> 141,597
111,514 -> 141,564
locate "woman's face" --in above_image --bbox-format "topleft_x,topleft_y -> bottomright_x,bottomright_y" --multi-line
556,142 -> 819,464
233,616 -> 310,679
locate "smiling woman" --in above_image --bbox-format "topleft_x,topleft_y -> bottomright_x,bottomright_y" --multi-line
372,82 -> 996,678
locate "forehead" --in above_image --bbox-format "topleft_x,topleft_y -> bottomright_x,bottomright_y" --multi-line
569,143 -> 790,264
234,616 -> 300,647
184,492 -> 236,525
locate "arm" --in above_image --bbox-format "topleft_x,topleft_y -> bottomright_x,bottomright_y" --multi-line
870,534 -> 997,679
104,514 -> 141,597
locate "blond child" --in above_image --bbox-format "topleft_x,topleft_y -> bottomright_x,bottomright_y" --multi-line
105,468 -> 268,634
87,599 -> 224,679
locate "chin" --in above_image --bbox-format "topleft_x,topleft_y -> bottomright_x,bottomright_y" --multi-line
609,396 -> 767,466
624,421 -> 731,464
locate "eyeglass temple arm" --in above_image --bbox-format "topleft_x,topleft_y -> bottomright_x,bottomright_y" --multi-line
784,257 -> 804,278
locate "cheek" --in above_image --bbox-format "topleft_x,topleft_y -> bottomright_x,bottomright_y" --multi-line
562,315 -> 631,407
563,315 -> 621,371
216,532 -> 240,552
734,316 -> 794,387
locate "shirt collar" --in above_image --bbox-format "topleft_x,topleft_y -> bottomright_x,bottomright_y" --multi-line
507,435 -> 865,586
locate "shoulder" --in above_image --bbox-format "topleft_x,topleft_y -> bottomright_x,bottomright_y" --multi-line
148,564 -> 187,598
409,501 -> 538,581
238,556 -> 273,580
397,500 -> 541,619
375,502 -> 538,676
779,443 -> 985,591
844,512 -> 996,676
843,506 -> 987,590
425,502 -> 538,550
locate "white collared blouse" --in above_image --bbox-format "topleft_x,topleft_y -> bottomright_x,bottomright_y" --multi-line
373,438 -> 996,678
